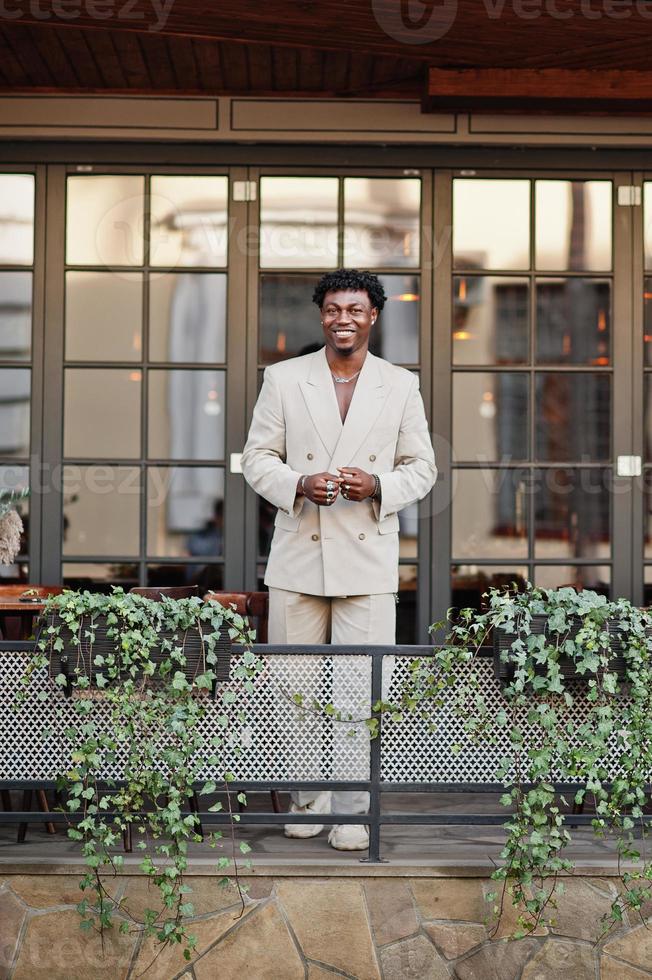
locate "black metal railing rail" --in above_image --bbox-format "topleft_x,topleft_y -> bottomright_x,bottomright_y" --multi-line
1,641 -> 651,863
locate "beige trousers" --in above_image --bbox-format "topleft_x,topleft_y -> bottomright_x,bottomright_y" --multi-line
268,588 -> 396,815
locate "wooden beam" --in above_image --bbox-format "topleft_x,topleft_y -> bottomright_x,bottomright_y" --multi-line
425,68 -> 652,114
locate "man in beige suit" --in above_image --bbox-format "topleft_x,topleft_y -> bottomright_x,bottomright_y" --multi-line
241,269 -> 436,850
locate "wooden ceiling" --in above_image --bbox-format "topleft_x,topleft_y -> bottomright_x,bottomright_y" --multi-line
1,1 -> 652,99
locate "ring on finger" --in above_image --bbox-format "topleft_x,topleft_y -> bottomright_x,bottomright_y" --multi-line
326,480 -> 335,491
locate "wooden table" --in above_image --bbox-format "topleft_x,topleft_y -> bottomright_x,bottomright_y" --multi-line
0,600 -> 46,641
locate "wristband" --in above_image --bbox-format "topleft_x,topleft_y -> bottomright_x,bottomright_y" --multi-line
371,474 -> 381,500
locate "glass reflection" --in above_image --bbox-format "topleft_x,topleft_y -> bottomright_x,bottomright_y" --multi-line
453,179 -> 530,271
642,566 -> 652,604
453,372 -> 528,461
64,368 -> 141,458
643,182 -> 652,270
0,174 -> 34,265
343,178 -> 420,268
150,176 -> 228,268
536,278 -> 610,365
0,368 -> 30,457
453,276 -> 528,365
259,177 -> 338,269
644,277 -> 652,367
534,467 -> 610,560
534,565 -> 610,595
0,464 -> 29,564
0,272 -> 31,362
149,273 -> 226,363
645,376 -> 652,463
62,465 -> 140,557
258,273 -> 419,365
397,564 -> 418,644
452,469 -> 529,559
451,565 -> 528,615
65,272 -> 142,361
63,563 -> 139,590
66,175 -> 144,266
535,180 -> 612,272
535,373 -> 610,461
148,370 -> 225,460
147,563 -> 223,592
147,466 -> 225,558
642,469 -> 652,555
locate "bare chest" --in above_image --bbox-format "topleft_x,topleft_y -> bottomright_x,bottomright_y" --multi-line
333,378 -> 359,423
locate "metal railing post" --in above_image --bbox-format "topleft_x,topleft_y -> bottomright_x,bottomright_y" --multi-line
363,650 -> 385,863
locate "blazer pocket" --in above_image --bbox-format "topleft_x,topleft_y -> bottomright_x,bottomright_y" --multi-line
377,514 -> 400,535
274,511 -> 301,532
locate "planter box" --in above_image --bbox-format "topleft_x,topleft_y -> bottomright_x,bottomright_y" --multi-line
492,614 -> 641,682
37,612 -> 232,698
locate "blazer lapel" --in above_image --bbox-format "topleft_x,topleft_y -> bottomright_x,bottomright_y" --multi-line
299,348 -> 343,458
329,352 -> 391,470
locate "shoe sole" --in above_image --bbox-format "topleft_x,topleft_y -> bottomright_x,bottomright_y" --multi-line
284,826 -> 325,839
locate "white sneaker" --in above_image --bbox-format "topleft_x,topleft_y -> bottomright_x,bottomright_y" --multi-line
328,824 -> 369,851
284,791 -> 332,838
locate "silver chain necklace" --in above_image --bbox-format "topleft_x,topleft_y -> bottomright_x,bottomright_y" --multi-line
331,369 -> 361,384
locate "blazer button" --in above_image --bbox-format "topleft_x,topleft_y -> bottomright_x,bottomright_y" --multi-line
369,454 -> 376,462
358,533 -> 366,541
307,452 -> 314,460
311,533 -> 319,541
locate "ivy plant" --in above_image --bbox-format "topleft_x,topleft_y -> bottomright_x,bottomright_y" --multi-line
397,585 -> 652,938
16,587 -> 262,964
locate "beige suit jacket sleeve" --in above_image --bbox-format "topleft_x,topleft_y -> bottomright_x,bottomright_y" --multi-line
240,367 -> 305,517
373,374 -> 437,522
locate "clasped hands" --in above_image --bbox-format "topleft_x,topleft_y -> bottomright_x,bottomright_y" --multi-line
299,468 -> 375,506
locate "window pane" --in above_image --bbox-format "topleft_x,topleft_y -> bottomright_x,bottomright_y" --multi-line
643,183 -> 652,270
259,274 -> 320,364
453,276 -> 528,366
0,174 -> 34,265
147,466 -> 224,557
534,565 -> 610,596
453,372 -> 528,462
644,277 -> 652,367
0,272 -> 32,361
536,278 -> 610,365
535,180 -> 612,271
146,562 -> 223,592
62,465 -> 141,557
64,368 -> 141,458
66,272 -> 142,361
452,469 -> 529,559
534,467 -> 610,560
375,275 -> 419,364
62,563 -> 139,590
344,178 -> 420,268
260,177 -> 338,269
0,368 -> 30,456
645,376 -> 652,463
535,373 -> 610,462
150,273 -> 226,363
148,370 -> 225,460
453,179 -> 530,270
397,564 -> 418,644
66,175 -> 144,266
451,565 -> 529,614
150,176 -> 228,268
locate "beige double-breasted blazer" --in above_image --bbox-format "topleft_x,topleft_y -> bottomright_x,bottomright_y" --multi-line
241,347 -> 437,596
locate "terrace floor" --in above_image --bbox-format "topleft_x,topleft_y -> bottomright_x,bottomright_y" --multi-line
0,791 -> 634,874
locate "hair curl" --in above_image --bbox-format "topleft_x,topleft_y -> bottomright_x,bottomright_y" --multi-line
312,269 -> 387,311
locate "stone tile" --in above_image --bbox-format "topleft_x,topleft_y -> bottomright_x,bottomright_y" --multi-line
277,880 -> 380,979
131,908 -> 252,980
423,922 -> 487,959
601,955 -> 652,979
522,939 -> 595,979
550,879 -> 619,942
453,939 -> 539,980
379,935 -> 450,980
119,875 -> 244,922
482,884 -> 548,939
307,967 -> 346,978
604,924 -> 652,969
363,879 -> 419,946
0,888 -> 27,979
242,877 -> 274,901
8,875 -> 96,909
411,878 -> 487,923
194,902 -> 304,980
12,909 -> 136,980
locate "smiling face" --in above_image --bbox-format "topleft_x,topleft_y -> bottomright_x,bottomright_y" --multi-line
320,288 -> 378,357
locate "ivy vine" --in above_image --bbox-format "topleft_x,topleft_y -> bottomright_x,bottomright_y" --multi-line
15,587 -> 262,966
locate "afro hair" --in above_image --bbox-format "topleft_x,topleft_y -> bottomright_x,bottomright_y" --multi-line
312,269 -> 387,312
